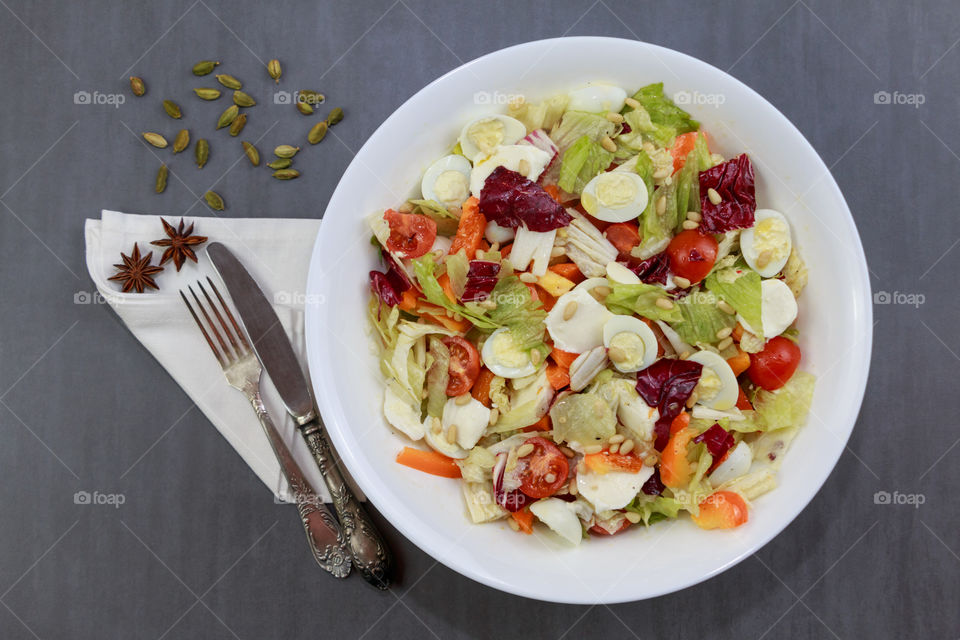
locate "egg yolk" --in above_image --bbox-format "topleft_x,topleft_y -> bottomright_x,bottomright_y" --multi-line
433,170 -> 469,206
609,332 -> 645,369
467,118 -> 505,155
489,331 -> 529,369
595,173 -> 638,208
696,366 -> 723,403
752,217 -> 790,261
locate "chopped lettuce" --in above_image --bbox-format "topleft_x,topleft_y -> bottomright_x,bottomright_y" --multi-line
671,290 -> 737,344
676,443 -> 714,515
626,495 -> 685,525
457,446 -> 497,483
486,275 -> 548,356
673,143 -> 702,227
425,337 -> 450,418
462,482 -> 506,523
550,110 -> 617,152
704,268 -> 763,338
445,250 -> 470,300
629,83 -> 699,147
492,368 -> 553,433
507,93 -> 569,132
549,392 -> 616,445
633,151 -> 673,259
557,135 -> 614,194
379,319 -> 454,407
752,371 -> 816,431
413,254 -> 498,329
409,199 -> 459,235
604,282 -> 683,323
693,130 -> 712,171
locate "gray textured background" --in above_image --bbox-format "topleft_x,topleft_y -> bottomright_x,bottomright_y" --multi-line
1,1 -> 958,638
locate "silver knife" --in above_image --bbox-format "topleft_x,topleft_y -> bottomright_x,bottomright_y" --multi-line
207,242 -> 392,589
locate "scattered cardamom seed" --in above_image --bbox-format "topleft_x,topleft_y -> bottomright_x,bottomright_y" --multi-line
273,145 -> 300,158
155,164 -> 168,193
296,101 -> 314,115
216,74 -> 242,90
192,60 -> 220,76
267,59 -> 281,83
195,138 -> 209,168
216,104 -> 239,129
308,121 -> 328,144
266,158 -> 291,170
272,169 -> 300,180
129,76 -> 145,97
242,141 -> 260,166
172,129 -> 190,153
232,90 -> 256,107
163,99 -> 182,119
298,90 -> 324,105
229,113 -> 247,137
204,190 -> 225,211
193,87 -> 221,100
326,107 -> 343,125
142,132 -> 168,148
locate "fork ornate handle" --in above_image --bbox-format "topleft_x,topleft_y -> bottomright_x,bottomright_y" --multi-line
298,416 -> 392,589
248,391 -> 352,578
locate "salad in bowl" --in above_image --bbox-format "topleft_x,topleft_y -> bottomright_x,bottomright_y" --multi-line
366,81 -> 814,545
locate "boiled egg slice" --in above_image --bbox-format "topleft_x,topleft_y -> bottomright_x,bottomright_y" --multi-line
469,144 -> 552,196
481,327 -> 537,379
581,172 -> 649,223
577,466 -> 653,512
568,84 -> 628,113
459,115 -> 527,161
737,278 -> 798,339
741,209 -> 792,278
420,154 -> 472,209
710,441 -> 752,486
687,350 -> 739,411
602,315 -> 657,373
545,287 -> 612,353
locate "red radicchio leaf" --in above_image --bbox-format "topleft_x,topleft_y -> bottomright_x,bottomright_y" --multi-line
368,254 -> 412,307
478,166 -> 572,232
460,260 -> 501,302
694,423 -> 735,459
641,468 -> 665,496
699,153 -> 756,233
625,251 -> 670,285
635,359 -> 704,450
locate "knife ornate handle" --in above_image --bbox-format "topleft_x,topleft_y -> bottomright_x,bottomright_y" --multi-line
249,392 -> 352,578
300,417 -> 392,589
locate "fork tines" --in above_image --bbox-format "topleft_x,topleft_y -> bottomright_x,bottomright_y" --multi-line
180,277 -> 251,368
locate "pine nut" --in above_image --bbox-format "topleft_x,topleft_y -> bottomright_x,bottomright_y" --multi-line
716,327 -> 733,340
568,480 -> 579,495
625,511 -> 642,524
664,176 -> 673,186
717,300 -> 736,314
421,388 -> 429,399
432,417 -> 442,434
655,297 -> 674,310
455,394 -> 471,406
551,246 -> 566,257
600,136 -> 617,153
609,443 -> 620,454
757,250 -> 773,269
592,285 -> 611,299
717,337 -> 734,350
584,444 -> 603,454
686,391 -> 699,409
606,112 -> 625,124
679,350 -> 691,360
656,196 -> 666,215
488,408 -> 499,426
530,349 -> 542,365
682,220 -> 700,230
686,211 -> 701,222
517,443 -> 535,457
563,301 -> 578,320
544,472 -> 557,483
508,517 -> 520,531
518,158 -> 531,175
624,97 -> 641,109
446,424 -> 458,443
644,455 -> 659,466
519,272 -> 537,283
673,276 -> 691,289
453,312 -> 463,322
707,188 -> 722,205
620,439 -> 635,455
609,434 -> 625,444
489,242 -> 500,252
560,446 -> 575,458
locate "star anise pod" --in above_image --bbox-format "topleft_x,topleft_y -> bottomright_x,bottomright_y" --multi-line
150,217 -> 208,271
108,243 -> 164,293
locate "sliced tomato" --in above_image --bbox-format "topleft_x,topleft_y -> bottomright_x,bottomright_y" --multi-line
518,437 -> 569,498
384,209 -> 437,259
666,229 -> 718,284
589,519 -> 631,536
604,222 -> 640,255
748,336 -> 801,391
442,336 -> 480,396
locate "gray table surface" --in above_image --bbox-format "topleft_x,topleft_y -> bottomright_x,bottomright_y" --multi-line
1,1 -> 958,637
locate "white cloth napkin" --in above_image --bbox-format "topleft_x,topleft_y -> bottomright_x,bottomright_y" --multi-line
85,210 -> 331,502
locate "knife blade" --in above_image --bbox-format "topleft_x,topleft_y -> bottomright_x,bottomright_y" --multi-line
207,242 -> 392,589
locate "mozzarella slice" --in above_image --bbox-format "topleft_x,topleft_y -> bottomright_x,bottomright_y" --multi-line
710,441 -> 753,486
617,387 -> 659,444
737,278 -> 798,339
459,115 -> 527,161
383,387 -> 425,441
577,467 -> 653,512
687,350 -> 739,411
529,498 -> 582,545
484,220 -> 515,244
741,209 -> 792,278
510,226 -> 555,274
605,261 -> 642,285
567,84 -> 628,113
545,287 -> 612,353
469,144 -> 552,195
441,396 -> 491,450
481,327 -> 536,379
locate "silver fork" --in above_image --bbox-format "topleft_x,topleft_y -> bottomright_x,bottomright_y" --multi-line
181,278 -> 351,578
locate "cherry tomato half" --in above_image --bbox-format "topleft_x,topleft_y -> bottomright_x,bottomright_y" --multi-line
666,229 -> 718,284
748,336 -> 801,391
589,519 -> 631,536
518,437 -> 569,498
442,336 -> 480,396
384,209 -> 437,259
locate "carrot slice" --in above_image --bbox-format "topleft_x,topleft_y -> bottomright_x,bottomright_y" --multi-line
727,350 -> 751,377
736,386 -> 753,411
471,367 -> 496,407
535,285 -> 557,312
522,414 -> 551,432
548,262 -> 584,284
449,196 -> 486,259
397,288 -> 419,311
420,312 -> 471,333
396,447 -> 462,478
731,323 -> 745,342
543,184 -> 562,203
549,347 -> 579,369
512,508 -> 534,534
437,273 -> 457,303
545,363 -> 570,390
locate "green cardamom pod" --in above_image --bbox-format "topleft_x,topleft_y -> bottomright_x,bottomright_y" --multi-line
195,139 -> 209,168
130,76 -> 145,97
142,132 -> 168,148
326,107 -> 343,125
229,113 -> 247,137
192,60 -> 220,76
272,169 -> 300,180
172,129 -> 190,153
308,121 -> 328,144
163,99 -> 182,119
204,190 -> 225,211
155,164 -> 168,193
297,102 -> 314,115
216,74 -> 242,90
193,87 -> 221,100
267,59 -> 281,83
273,145 -> 300,158
266,158 -> 291,170
233,90 -> 256,107
298,90 -> 324,105
216,104 -> 239,129
242,141 -> 260,166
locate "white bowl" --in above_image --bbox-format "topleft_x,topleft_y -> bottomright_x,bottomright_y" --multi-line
305,37 -> 872,603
